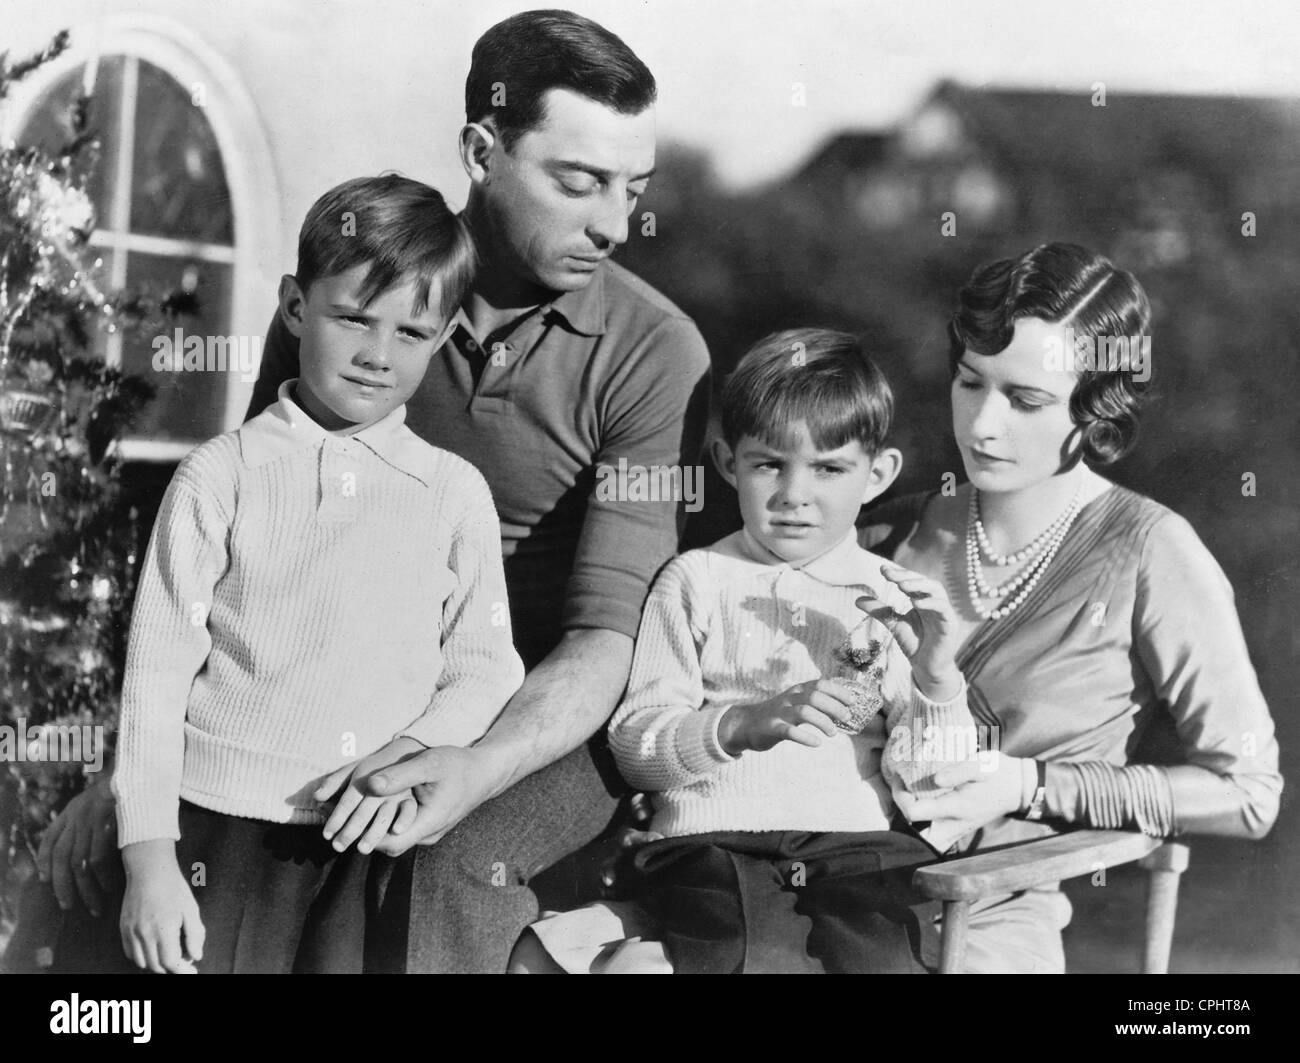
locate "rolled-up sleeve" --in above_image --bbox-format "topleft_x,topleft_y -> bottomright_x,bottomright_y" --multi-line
563,316 -> 711,639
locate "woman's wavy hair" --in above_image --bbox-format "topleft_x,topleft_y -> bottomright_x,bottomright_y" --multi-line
946,242 -> 1153,466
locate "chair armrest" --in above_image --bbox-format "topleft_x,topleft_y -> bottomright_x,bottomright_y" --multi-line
912,829 -> 1164,901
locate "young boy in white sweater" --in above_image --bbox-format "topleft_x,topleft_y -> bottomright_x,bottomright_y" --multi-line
608,328 -> 979,973
112,175 -> 525,974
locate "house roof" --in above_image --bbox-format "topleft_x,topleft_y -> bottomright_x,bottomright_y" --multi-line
926,79 -> 1300,192
797,131 -> 890,180
795,80 -> 1300,198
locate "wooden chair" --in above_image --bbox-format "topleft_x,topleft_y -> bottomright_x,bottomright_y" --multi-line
912,829 -> 1191,973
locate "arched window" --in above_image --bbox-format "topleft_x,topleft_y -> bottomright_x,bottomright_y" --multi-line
4,18 -> 281,460
18,55 -> 234,444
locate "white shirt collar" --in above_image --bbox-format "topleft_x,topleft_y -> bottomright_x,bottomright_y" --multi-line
715,527 -> 893,590
237,381 -> 434,487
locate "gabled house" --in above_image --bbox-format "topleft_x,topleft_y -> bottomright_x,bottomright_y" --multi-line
795,80 -> 1300,268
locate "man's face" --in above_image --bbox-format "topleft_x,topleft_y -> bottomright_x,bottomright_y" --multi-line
280,263 -> 449,432
480,88 -> 656,292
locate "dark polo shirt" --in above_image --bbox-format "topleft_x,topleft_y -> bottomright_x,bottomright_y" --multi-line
247,261 -> 711,667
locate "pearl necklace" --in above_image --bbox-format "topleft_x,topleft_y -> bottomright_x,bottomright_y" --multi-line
965,486 -> 1083,621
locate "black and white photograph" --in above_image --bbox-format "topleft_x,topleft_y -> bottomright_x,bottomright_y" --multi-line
0,0 -> 1295,1016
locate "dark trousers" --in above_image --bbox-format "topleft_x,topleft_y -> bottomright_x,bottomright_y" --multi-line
626,830 -> 940,974
376,734 -> 628,973
43,802 -> 405,974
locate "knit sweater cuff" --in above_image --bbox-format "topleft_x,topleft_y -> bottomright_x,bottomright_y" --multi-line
398,707 -> 498,750
910,674 -> 967,713
908,676 -> 975,749
676,703 -> 738,778
114,789 -> 181,847
888,677 -> 976,792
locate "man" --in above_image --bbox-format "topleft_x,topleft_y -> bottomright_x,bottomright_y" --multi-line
33,9 -> 710,975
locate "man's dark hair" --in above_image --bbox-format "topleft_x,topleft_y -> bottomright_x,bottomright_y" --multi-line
466,9 -> 656,151
721,328 -> 894,456
295,174 -> 476,319
947,242 -> 1152,466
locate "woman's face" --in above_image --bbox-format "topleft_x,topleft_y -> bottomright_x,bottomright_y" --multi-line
951,317 -> 1080,494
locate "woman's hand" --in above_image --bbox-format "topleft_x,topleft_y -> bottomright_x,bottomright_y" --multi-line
893,753 -> 1031,838
858,563 -> 963,701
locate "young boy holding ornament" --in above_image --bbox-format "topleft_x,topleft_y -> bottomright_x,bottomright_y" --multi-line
606,328 -> 979,973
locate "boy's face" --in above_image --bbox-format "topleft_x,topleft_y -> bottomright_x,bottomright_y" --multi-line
278,263 -> 451,432
715,421 -> 902,565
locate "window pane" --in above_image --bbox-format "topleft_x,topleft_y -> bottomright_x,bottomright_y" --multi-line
130,60 -> 233,244
119,251 -> 233,441
15,57 -> 125,225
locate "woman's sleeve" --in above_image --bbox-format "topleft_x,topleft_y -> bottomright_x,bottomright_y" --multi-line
607,556 -> 735,791
1047,512 -> 1282,839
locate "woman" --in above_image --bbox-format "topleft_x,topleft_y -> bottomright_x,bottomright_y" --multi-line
855,241 -> 1281,972
519,242 -> 1282,974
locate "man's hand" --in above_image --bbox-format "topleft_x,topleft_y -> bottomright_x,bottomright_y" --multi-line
313,736 -> 424,854
858,563 -> 963,701
37,773 -> 120,917
354,629 -> 635,857
717,679 -> 856,754
120,839 -> 203,974
361,745 -> 498,856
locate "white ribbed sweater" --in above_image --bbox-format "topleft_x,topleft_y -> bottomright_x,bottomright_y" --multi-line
608,531 -> 977,849
113,391 -> 525,845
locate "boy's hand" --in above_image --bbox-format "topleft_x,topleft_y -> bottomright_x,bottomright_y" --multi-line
120,840 -> 203,974
858,564 -> 963,701
314,736 -> 424,854
718,679 -> 856,754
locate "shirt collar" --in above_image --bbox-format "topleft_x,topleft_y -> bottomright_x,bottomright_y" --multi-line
725,526 -> 886,589
453,202 -> 613,339
452,263 -> 609,344
238,381 -> 433,487
546,262 -> 607,336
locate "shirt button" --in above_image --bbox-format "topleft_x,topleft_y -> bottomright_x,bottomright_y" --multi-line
465,339 -> 478,351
